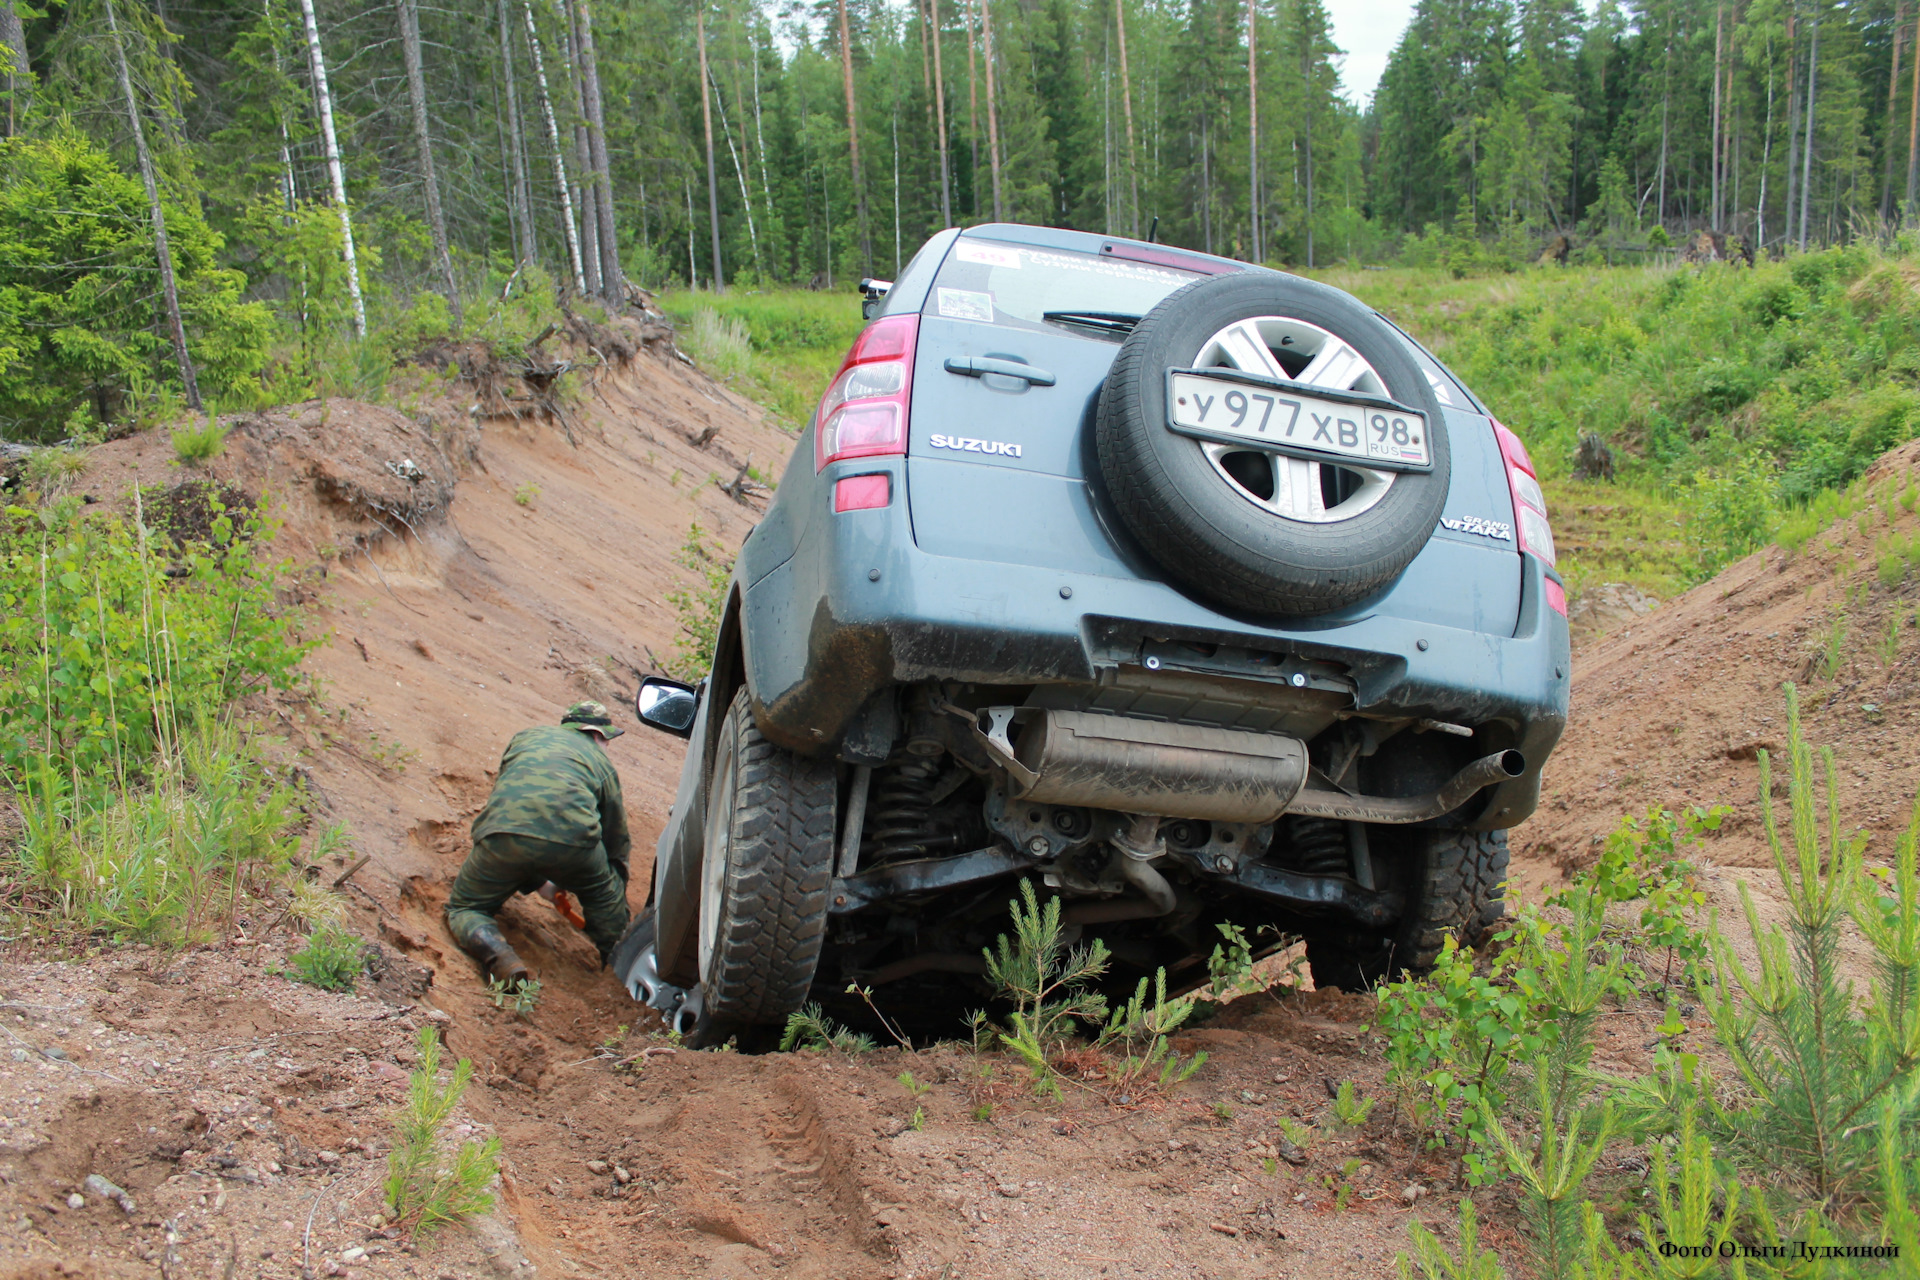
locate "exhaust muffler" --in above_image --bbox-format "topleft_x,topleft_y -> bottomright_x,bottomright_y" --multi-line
980,708 -> 1310,823
973,708 -> 1524,827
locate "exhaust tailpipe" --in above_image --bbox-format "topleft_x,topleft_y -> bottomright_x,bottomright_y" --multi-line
1285,750 -> 1526,825
1065,814 -> 1179,924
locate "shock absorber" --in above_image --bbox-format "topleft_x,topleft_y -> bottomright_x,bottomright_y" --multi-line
865,753 -> 941,861
1284,815 -> 1350,875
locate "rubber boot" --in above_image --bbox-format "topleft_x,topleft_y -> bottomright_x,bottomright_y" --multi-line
465,920 -> 532,987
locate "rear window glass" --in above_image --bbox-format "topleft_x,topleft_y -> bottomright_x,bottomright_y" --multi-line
926,236 -> 1202,334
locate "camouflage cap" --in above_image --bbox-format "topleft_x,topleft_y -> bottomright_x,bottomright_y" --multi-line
560,700 -> 625,739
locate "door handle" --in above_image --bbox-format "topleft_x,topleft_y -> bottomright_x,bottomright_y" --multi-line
943,356 -> 1055,386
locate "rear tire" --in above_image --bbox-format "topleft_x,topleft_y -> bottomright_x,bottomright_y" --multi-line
1305,829 -> 1509,991
687,687 -> 837,1049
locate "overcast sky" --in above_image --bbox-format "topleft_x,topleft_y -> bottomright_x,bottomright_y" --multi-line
1329,0 -> 1418,108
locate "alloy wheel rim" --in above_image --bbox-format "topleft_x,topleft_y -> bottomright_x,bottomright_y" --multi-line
697,727 -> 738,990
1186,316 -> 1397,525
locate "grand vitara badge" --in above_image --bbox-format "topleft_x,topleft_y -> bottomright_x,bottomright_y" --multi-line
1439,515 -> 1514,542
930,433 -> 1023,458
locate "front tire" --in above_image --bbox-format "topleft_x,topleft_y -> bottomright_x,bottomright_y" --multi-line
687,687 -> 837,1049
1305,829 -> 1509,992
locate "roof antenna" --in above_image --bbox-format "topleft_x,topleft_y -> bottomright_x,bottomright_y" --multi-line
1146,216 -> 1159,245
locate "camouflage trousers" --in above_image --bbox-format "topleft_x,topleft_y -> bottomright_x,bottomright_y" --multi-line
445,832 -> 631,965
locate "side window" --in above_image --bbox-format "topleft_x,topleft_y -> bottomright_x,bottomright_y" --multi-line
878,229 -> 959,319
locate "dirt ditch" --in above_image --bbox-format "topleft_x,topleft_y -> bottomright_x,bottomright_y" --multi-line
8,327 -> 1913,1279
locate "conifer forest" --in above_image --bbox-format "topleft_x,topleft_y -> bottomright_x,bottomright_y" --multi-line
3,0 -> 1920,437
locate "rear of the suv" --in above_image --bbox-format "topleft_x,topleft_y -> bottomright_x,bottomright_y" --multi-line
620,224 -> 1570,1046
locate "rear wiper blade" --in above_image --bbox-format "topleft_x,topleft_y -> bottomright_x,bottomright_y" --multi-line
1042,310 -> 1143,334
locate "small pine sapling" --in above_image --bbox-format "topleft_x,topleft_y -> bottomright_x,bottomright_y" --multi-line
1397,1197 -> 1506,1280
1701,683 -> 1920,1209
1333,1080 -> 1376,1127
385,1027 -> 500,1237
780,1003 -> 875,1054
984,879 -> 1110,1094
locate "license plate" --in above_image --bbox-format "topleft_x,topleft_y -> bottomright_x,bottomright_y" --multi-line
1165,370 -> 1432,471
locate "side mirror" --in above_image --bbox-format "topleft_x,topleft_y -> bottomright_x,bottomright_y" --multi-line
635,676 -> 699,738
859,277 -> 893,321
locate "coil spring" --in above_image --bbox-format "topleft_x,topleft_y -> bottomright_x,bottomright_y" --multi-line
865,755 -> 941,861
1286,816 -> 1350,875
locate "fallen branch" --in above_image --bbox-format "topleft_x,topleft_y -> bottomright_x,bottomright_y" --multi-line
718,457 -> 767,506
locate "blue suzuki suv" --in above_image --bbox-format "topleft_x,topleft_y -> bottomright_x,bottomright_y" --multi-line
617,224 -> 1569,1047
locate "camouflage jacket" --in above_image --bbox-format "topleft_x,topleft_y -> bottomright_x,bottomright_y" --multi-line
470,725 -> 632,867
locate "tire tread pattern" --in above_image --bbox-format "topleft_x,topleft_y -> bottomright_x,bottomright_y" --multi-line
704,688 -> 837,1030
1305,829 -> 1509,991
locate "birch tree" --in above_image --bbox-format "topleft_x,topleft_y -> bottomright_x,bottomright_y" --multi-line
523,0 -> 585,293
297,0 -> 365,339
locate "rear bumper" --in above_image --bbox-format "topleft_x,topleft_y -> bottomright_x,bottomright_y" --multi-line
740,456 -> 1569,831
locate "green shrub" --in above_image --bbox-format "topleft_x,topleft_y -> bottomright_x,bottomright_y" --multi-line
1683,456 -> 1779,580
664,523 -> 731,680
0,502 -> 309,941
1396,685 -> 1920,1278
288,927 -> 363,991
171,418 -> 227,464
485,975 -> 540,1017
0,502 -> 307,781
0,130 -> 270,439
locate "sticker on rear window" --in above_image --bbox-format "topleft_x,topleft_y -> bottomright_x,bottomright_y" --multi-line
936,287 -> 994,322
955,240 -> 1022,269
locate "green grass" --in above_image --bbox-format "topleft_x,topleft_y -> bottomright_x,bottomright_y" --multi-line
1330,250 -> 1920,580
658,288 -> 866,430
0,490 -> 313,944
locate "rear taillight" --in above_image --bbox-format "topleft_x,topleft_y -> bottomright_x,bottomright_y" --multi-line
816,314 -> 919,470
1492,419 -> 1565,617
1492,420 -> 1556,567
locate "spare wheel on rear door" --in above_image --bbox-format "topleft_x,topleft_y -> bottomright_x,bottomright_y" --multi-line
1095,272 -> 1451,616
